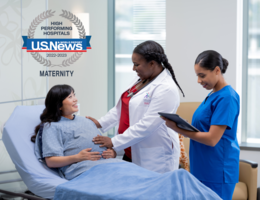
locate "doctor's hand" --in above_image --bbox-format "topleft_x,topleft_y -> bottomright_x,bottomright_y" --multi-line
102,148 -> 117,159
76,148 -> 101,162
86,116 -> 102,128
92,135 -> 113,148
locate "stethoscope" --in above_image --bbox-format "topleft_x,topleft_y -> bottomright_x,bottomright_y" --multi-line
127,79 -> 147,98
127,68 -> 165,98
127,71 -> 161,98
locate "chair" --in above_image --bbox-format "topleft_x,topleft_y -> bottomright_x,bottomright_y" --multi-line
177,102 -> 258,200
177,102 -> 200,168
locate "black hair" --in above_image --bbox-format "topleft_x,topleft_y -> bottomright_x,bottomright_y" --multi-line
195,50 -> 229,74
31,84 -> 74,143
133,40 -> 185,97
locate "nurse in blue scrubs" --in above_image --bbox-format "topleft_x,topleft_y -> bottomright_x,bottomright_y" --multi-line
162,50 -> 240,200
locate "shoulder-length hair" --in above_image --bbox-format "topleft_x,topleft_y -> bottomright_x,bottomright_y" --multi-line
31,84 -> 74,143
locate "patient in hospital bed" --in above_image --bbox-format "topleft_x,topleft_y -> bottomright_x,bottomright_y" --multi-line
31,84 -> 124,180
24,84 -> 222,199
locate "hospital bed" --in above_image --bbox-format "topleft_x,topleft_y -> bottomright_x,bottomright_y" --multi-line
1,105 -> 67,199
1,105 -> 222,200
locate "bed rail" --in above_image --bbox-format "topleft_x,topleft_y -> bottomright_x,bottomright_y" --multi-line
0,189 -> 47,200
0,170 -> 47,200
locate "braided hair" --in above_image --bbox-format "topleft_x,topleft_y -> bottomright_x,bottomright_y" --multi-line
133,40 -> 185,97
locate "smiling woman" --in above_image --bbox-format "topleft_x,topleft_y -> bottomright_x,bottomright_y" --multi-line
161,50 -> 240,200
31,85 -> 123,180
88,40 -> 184,174
132,41 -> 185,97
59,90 -> 78,120
195,50 -> 229,92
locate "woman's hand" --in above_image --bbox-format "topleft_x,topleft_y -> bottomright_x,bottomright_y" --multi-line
76,148 -> 101,162
93,135 -> 113,148
102,148 -> 117,159
161,116 -> 179,132
45,148 -> 101,168
161,116 -> 227,147
86,116 -> 102,128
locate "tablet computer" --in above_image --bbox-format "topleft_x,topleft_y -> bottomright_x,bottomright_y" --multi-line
158,112 -> 199,132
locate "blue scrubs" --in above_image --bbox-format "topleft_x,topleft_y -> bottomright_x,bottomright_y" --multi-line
190,85 -> 240,200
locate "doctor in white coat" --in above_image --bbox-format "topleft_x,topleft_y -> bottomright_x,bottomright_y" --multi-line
89,41 -> 185,173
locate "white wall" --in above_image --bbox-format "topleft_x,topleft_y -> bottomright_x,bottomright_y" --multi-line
166,0 -> 260,187
166,0 -> 237,102
0,0 -> 48,191
48,0 -> 108,120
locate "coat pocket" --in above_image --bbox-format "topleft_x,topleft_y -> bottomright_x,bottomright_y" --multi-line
140,146 -> 166,173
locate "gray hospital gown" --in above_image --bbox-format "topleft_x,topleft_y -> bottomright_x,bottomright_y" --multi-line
35,116 -> 124,180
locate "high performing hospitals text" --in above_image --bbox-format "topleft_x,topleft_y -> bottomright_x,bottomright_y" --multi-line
40,70 -> 74,77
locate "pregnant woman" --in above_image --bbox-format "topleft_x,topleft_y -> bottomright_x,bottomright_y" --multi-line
31,84 -> 123,180
29,84 -> 221,200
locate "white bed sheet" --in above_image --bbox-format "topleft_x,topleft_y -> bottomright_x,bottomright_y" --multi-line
2,105 -> 68,199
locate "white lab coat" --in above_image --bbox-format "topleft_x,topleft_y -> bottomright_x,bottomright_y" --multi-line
98,69 -> 180,173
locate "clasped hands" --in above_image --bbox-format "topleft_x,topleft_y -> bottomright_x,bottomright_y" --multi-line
86,116 -> 115,159
77,147 -> 116,161
89,135 -> 115,160
92,134 -> 115,158
92,135 -> 116,159
77,140 -> 115,161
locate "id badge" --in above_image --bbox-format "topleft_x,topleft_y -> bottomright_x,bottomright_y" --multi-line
143,93 -> 151,105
